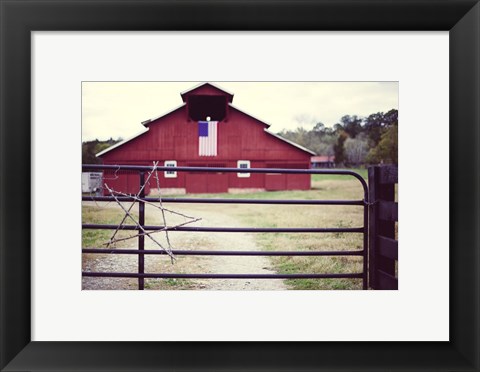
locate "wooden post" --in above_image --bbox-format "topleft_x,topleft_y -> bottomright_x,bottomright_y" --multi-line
368,167 -> 378,288
369,165 -> 398,290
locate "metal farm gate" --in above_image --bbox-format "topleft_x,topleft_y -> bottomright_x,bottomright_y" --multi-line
82,164 -> 398,290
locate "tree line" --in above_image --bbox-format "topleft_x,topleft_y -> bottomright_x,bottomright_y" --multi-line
277,109 -> 398,167
82,138 -> 122,164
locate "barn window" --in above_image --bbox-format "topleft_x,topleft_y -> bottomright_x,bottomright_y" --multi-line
237,160 -> 250,178
164,160 -> 177,178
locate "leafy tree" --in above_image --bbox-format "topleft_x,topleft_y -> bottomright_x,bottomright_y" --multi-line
82,138 -> 122,164
363,112 -> 386,146
366,124 -> 398,164
333,123 -> 344,134
363,109 -> 398,147
339,115 -> 363,139
345,134 -> 369,166
383,109 -> 398,127
333,130 -> 348,166
313,122 -> 333,135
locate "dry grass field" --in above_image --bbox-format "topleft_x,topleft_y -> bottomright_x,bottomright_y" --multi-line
82,171 -> 368,290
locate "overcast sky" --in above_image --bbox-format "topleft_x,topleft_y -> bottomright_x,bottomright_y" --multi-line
82,82 -> 398,141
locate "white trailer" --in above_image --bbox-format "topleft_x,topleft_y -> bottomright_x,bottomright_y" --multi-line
82,172 -> 103,193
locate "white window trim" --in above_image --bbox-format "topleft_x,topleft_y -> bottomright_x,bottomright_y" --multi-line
237,160 -> 251,178
164,160 -> 177,178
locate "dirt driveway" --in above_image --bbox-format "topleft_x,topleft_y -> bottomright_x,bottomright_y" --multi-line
82,201 -> 287,290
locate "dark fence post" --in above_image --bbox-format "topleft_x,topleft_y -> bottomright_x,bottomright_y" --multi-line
368,165 -> 398,290
138,172 -> 145,290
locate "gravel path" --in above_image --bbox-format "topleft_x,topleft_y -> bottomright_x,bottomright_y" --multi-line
82,201 -> 287,290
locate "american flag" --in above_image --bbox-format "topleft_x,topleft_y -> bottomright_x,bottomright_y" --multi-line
198,120 -> 218,156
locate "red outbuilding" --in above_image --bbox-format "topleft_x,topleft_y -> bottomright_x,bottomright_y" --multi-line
97,83 -> 315,194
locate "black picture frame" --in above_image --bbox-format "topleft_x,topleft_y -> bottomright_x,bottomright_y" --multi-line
1,1 -> 479,371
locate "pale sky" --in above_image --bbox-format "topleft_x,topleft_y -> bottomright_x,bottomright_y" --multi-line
82,82 -> 398,141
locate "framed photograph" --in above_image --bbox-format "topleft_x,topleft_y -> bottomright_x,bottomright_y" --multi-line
1,1 -> 479,371
80,80 -> 394,293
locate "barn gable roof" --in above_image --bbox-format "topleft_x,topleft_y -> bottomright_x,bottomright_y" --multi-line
98,102 -> 186,157
264,129 -> 316,156
141,103 -> 186,127
228,103 -> 271,128
180,82 -> 234,103
228,104 -> 315,155
96,128 -> 149,157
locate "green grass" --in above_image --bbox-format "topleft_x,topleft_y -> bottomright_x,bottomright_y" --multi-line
82,205 -> 139,248
144,278 -> 195,290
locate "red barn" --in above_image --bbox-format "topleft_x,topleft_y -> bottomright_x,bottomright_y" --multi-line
97,83 -> 315,194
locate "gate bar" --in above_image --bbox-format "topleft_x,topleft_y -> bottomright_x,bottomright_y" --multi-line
82,224 -> 364,233
82,164 -> 368,197
83,272 -> 364,279
82,196 -> 365,206
84,164 -> 363,175
82,248 -> 364,256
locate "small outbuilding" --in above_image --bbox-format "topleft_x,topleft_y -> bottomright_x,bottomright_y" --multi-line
97,83 -> 315,194
311,155 -> 336,169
